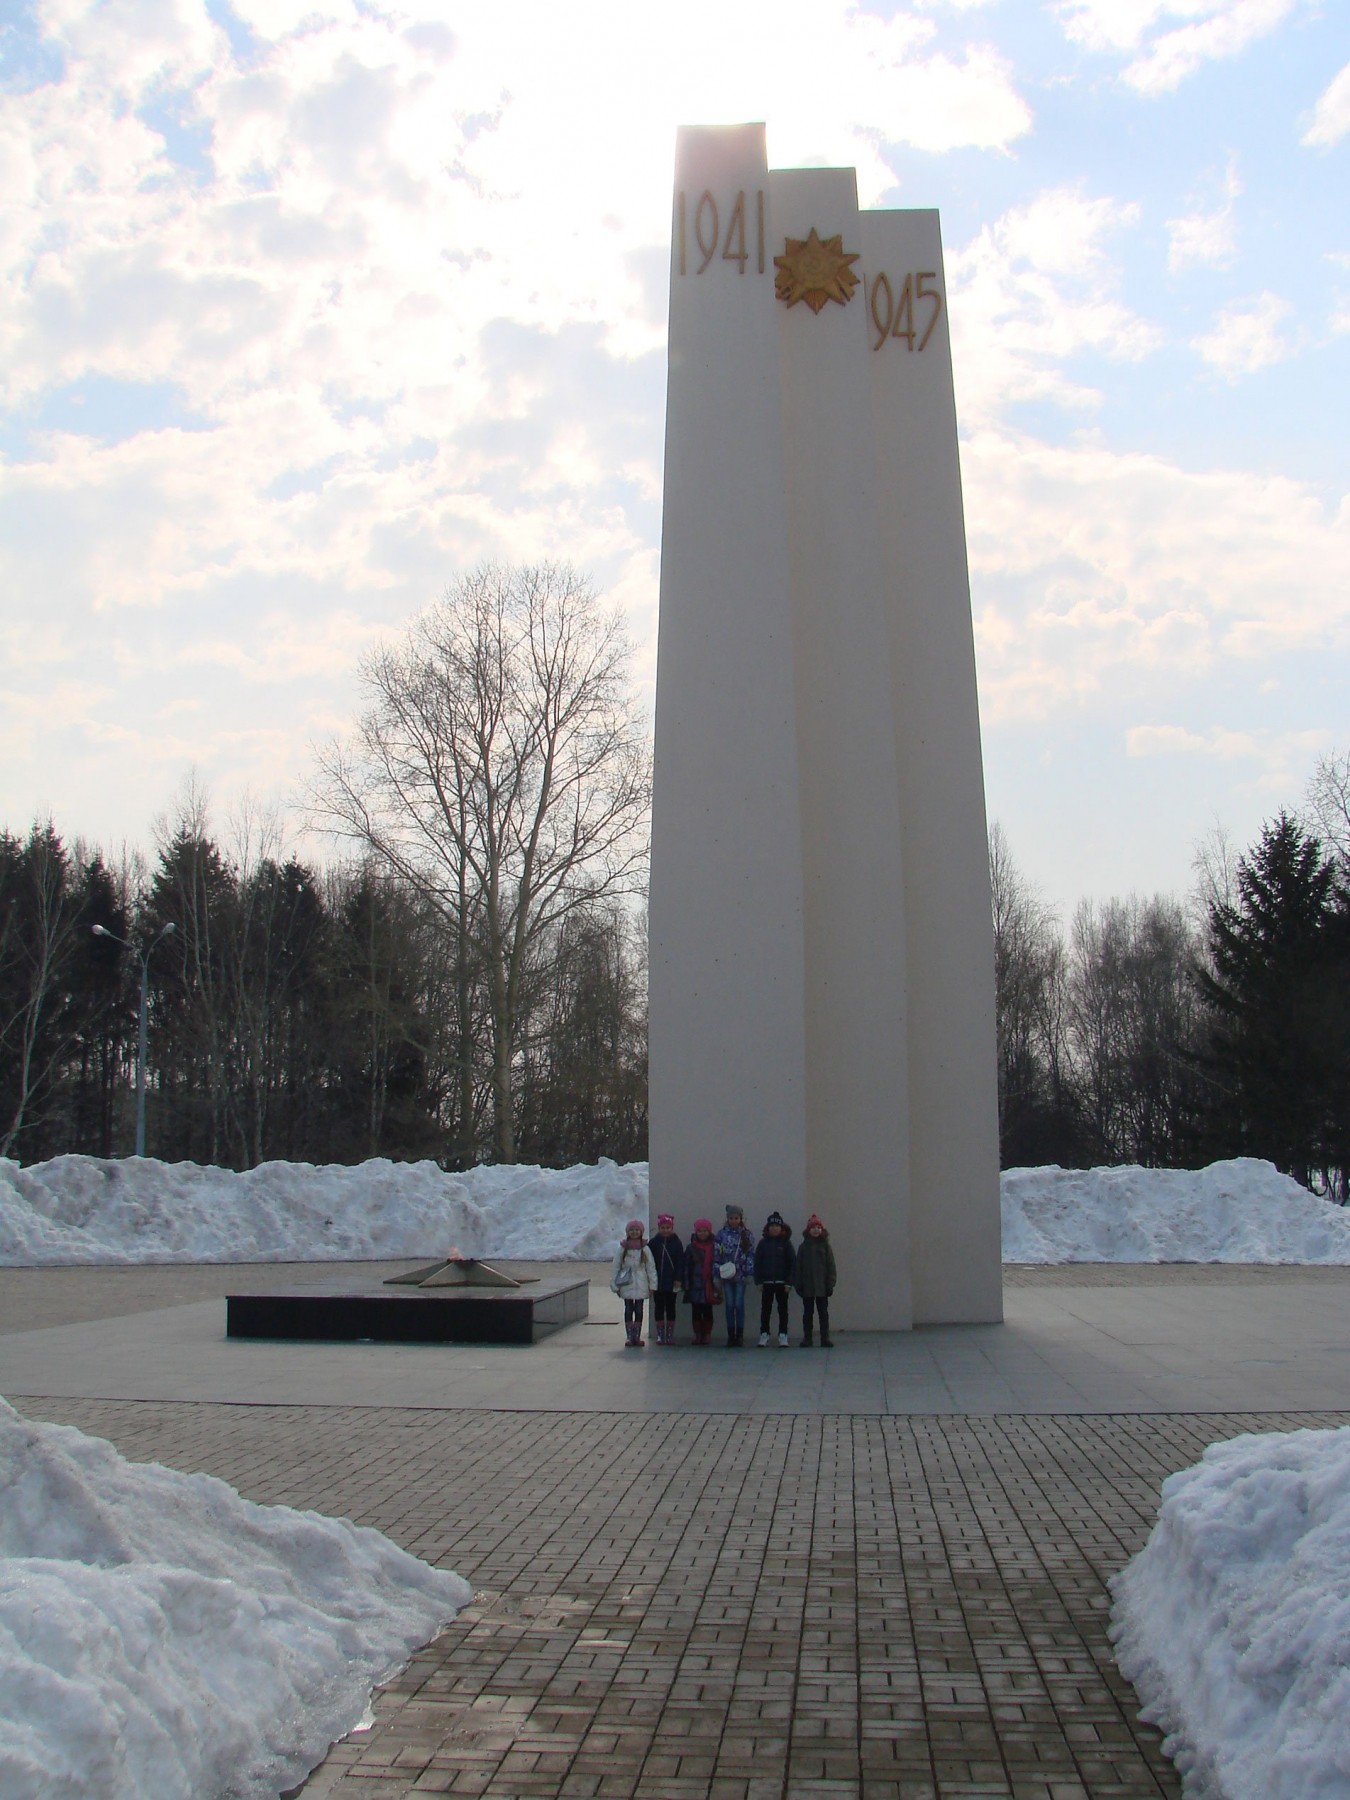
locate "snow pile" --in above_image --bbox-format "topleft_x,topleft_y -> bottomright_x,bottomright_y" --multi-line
3,1152 -> 1350,1267
0,1153 -> 648,1266
1111,1426 -> 1350,1799
0,1398 -> 470,1800
1001,1158 -> 1350,1264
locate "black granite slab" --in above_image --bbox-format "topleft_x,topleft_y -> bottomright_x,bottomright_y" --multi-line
225,1274 -> 589,1345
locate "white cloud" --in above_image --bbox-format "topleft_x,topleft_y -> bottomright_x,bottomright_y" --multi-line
1166,159 -> 1242,272
0,0 -> 1042,846
0,0 -> 1341,897
1058,0 -> 1297,94
1126,723 -> 1268,757
856,43 -> 1033,155
946,189 -> 1159,426
1302,61 -> 1350,148
1126,723 -> 1210,754
1125,724 -> 1330,801
1167,206 -> 1235,270
1193,290 -> 1292,377
964,431 -> 1350,725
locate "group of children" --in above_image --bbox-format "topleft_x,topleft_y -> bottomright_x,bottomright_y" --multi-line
608,1204 -> 838,1350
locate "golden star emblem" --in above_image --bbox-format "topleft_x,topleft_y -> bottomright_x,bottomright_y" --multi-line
773,228 -> 861,314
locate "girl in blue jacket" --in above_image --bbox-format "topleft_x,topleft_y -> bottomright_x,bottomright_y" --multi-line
713,1204 -> 756,1346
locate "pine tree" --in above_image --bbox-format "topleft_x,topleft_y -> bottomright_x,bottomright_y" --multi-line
1198,812 -> 1350,1195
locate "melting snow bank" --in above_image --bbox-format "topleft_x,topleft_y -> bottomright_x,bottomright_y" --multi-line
0,1399 -> 470,1800
1001,1158 -> 1350,1264
1111,1427 -> 1350,1799
2,1152 -> 1349,1267
0,1154 -> 648,1265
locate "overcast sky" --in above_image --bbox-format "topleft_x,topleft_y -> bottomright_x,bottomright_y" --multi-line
1,0 -> 1347,916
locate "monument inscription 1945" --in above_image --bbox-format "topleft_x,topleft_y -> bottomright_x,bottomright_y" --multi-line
649,123 -> 1001,1329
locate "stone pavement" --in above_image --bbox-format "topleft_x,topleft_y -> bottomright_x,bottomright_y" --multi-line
5,1260 -> 1350,1413
6,1266 -> 1350,1798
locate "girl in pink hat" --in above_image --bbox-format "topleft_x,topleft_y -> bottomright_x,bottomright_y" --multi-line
610,1219 -> 658,1348
681,1218 -> 721,1347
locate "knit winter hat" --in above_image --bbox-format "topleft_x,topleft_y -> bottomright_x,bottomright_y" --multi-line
656,1212 -> 676,1229
765,1210 -> 787,1232
625,1219 -> 645,1237
805,1213 -> 826,1231
692,1217 -> 713,1234
725,1203 -> 744,1220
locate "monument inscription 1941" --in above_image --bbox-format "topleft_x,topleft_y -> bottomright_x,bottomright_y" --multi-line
649,123 -> 1002,1330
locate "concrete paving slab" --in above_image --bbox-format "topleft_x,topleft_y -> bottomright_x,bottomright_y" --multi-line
3,1263 -> 1349,1415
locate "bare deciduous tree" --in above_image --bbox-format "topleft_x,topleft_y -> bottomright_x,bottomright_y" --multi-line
312,563 -> 652,1161
988,823 -> 1074,1164
1305,749 -> 1350,866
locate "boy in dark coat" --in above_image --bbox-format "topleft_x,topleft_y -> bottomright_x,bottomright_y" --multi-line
794,1213 -> 837,1346
754,1210 -> 796,1346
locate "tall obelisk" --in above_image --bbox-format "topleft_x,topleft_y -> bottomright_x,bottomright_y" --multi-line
649,124 -> 1001,1328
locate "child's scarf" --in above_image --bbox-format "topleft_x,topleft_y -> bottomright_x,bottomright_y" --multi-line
692,1235 -> 715,1293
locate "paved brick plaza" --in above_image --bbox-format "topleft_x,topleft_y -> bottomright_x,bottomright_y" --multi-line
16,1394 -> 1350,1799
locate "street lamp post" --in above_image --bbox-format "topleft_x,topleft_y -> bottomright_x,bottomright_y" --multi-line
92,921 -> 176,1158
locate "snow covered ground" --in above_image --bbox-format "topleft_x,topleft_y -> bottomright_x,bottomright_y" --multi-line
1111,1426 -> 1350,1799
0,1154 -> 648,1266
0,1399 -> 470,1800
1000,1158 -> 1350,1264
1,1151 -> 1349,1266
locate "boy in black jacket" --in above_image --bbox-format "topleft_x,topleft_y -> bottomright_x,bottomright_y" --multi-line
754,1210 -> 796,1346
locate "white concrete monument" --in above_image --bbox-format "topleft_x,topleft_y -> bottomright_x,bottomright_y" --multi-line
648,123 -> 1002,1328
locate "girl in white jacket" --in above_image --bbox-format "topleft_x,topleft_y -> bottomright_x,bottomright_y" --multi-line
610,1219 -> 658,1348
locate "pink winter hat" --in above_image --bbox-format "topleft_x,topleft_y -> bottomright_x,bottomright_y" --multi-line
692,1217 -> 713,1233
656,1212 -> 676,1229
625,1219 -> 646,1236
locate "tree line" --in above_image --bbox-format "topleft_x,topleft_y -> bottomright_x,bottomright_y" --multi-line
0,565 -> 651,1171
992,751 -> 1350,1199
2,560 -> 1346,1195
0,811 -> 648,1170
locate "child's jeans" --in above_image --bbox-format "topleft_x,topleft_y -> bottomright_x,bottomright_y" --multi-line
802,1296 -> 830,1338
759,1283 -> 789,1334
653,1291 -> 677,1323
723,1279 -> 746,1335
623,1297 -> 645,1332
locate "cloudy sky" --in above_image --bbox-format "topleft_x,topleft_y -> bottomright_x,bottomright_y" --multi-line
1,0 -> 1347,914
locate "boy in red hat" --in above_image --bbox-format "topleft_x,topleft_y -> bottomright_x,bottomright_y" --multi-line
794,1214 -> 836,1347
